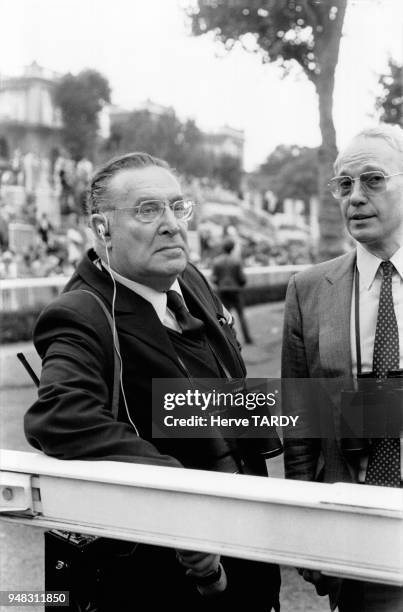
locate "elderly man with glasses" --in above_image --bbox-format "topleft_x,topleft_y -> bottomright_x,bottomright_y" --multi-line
24,152 -> 280,612
282,124 -> 403,611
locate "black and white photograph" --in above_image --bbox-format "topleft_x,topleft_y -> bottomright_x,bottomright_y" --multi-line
0,1 -> 402,610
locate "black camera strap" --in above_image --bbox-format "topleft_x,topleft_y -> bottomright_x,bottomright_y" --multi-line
354,266 -> 362,376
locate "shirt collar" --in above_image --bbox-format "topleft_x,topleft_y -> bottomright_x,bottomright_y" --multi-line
357,243 -> 403,289
99,260 -> 182,323
390,245 -> 403,281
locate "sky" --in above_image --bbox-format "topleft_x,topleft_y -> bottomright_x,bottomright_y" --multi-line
1,0 -> 402,171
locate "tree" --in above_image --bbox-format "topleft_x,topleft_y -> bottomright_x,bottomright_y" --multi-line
55,69 -> 111,161
187,0 -> 348,260
106,109 -> 209,174
213,153 -> 242,191
106,108 -> 241,188
260,144 -> 318,208
376,59 -> 403,126
107,109 -> 181,162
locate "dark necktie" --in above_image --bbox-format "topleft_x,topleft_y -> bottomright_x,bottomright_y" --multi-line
166,290 -> 204,335
365,261 -> 401,487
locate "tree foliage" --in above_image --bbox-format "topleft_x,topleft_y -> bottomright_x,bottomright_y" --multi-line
376,59 -> 403,126
187,0 -> 348,260
190,0 -> 342,84
55,69 -> 111,161
106,109 -> 242,190
260,144 -> 318,204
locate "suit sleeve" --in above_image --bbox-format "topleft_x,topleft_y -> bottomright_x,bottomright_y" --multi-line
282,274 -> 320,481
24,301 -> 182,468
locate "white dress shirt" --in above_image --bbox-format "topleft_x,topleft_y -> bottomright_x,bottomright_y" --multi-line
100,261 -> 184,332
98,261 -> 233,331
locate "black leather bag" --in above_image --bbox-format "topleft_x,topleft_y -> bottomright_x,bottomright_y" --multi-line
45,531 -> 137,611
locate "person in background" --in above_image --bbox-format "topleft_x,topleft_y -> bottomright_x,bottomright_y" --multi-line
37,213 -> 53,245
0,249 -> 17,278
212,237 -> 253,345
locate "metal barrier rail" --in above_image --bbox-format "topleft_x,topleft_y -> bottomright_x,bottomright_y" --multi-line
0,266 -> 309,311
0,277 -> 67,311
1,449 -> 402,586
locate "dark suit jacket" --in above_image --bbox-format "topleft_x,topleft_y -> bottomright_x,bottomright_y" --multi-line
211,253 -> 246,292
24,249 -> 267,471
24,249 -> 281,611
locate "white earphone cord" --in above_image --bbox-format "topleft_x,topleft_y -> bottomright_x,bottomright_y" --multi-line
102,231 -> 139,437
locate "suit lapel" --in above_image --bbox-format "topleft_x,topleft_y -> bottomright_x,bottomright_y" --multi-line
319,251 -> 356,378
179,276 -> 242,376
73,251 -> 180,366
74,252 -> 241,373
115,296 -> 182,366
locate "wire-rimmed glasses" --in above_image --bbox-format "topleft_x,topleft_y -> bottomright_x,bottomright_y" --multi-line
328,171 -> 403,199
110,198 -> 195,223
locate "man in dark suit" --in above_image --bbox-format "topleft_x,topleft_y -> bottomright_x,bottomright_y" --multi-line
24,152 -> 280,612
282,124 -> 403,611
212,237 -> 253,344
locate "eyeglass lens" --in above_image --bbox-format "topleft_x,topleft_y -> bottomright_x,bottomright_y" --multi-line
136,199 -> 192,221
331,172 -> 386,196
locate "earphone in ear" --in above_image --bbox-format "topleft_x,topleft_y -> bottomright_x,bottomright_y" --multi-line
96,213 -> 109,240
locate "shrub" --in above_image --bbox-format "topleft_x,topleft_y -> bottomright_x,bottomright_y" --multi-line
1,309 -> 41,344
1,283 -> 288,343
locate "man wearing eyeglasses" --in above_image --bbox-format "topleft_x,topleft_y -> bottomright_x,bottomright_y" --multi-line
24,152 -> 280,612
282,124 -> 403,611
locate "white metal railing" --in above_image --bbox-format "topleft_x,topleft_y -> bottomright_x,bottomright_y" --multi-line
1,449 -> 402,586
0,276 -> 67,311
0,266 -> 309,311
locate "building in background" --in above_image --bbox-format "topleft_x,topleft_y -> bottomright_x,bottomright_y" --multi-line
0,64 -> 315,266
108,102 -> 244,168
107,99 -> 176,132
0,62 -> 62,159
203,125 -> 244,165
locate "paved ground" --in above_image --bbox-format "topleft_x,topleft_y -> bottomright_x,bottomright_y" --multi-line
0,302 -> 328,611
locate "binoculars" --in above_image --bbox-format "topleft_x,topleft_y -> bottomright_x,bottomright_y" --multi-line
340,369 -> 403,453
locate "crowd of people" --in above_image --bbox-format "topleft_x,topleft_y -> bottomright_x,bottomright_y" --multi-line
0,147 -> 93,278
0,148 -> 93,215
0,146 -> 315,280
0,212 -> 89,279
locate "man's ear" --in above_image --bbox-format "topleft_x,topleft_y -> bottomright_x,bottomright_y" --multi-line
90,213 -> 109,242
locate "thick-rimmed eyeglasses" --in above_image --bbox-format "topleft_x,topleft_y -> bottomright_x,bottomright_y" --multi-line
328,171 -> 403,199
109,199 -> 194,223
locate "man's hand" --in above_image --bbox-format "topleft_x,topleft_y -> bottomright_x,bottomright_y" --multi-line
297,568 -> 329,596
176,550 -> 220,578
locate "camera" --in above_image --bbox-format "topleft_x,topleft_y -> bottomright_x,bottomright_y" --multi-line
340,369 -> 403,453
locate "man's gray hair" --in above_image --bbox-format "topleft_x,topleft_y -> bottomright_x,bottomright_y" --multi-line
334,123 -> 403,172
86,151 -> 171,215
